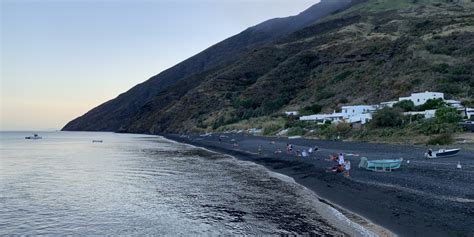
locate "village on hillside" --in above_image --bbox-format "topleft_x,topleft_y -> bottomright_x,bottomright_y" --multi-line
285,91 -> 473,127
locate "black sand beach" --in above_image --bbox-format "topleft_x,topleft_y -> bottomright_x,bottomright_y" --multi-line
165,133 -> 474,237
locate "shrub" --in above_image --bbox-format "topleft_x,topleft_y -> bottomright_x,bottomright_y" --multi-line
416,98 -> 446,111
287,127 -> 306,136
299,104 -> 322,115
461,100 -> 474,108
333,122 -> 352,135
394,100 -> 415,112
262,123 -> 282,136
416,119 -> 461,135
426,133 -> 454,145
435,107 -> 461,124
371,107 -> 405,128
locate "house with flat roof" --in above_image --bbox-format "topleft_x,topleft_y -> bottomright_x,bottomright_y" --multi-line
284,111 -> 299,116
300,105 -> 376,124
398,91 -> 444,106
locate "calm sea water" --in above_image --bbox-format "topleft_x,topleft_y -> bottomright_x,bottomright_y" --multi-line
0,131 -> 370,235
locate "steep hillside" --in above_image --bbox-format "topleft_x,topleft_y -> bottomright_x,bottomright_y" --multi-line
62,0 -> 356,131
122,0 -> 474,134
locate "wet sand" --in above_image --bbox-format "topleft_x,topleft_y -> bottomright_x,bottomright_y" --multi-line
165,133 -> 474,237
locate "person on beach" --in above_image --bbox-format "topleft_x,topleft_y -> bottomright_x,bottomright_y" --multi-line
328,153 -> 345,173
344,160 -> 351,177
308,147 -> 313,153
326,154 -> 337,161
286,143 -> 290,154
331,164 -> 344,173
338,153 -> 345,166
295,150 -> 301,157
302,150 -> 308,157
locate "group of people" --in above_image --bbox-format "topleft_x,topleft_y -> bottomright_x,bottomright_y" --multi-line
329,153 -> 351,177
282,143 -> 319,158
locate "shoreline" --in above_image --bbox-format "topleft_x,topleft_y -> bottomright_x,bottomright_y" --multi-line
166,136 -> 393,236
164,133 -> 474,237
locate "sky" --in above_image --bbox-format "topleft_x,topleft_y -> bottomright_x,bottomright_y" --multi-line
1,0 -> 318,131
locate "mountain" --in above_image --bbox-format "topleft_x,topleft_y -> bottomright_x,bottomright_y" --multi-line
125,0 -> 474,134
64,0 -> 474,134
62,0 -> 357,131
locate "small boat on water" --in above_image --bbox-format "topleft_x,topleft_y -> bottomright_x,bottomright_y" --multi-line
92,140 -> 103,143
25,134 -> 42,139
358,157 -> 403,172
424,148 -> 461,159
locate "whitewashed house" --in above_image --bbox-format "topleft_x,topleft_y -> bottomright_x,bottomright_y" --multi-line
341,105 -> 378,116
404,110 -> 436,119
299,91 -> 466,125
347,113 -> 373,124
445,99 -> 462,108
398,91 -> 444,106
380,101 -> 398,108
284,111 -> 299,116
300,105 -> 376,124
299,113 -> 345,124
465,108 -> 474,119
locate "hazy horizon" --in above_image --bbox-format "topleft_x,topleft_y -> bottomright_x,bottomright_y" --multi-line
1,0 -> 319,131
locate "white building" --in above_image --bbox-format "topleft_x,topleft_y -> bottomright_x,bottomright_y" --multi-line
299,91 -> 466,125
404,110 -> 436,119
284,111 -> 299,116
398,91 -> 444,106
464,107 -> 474,119
445,100 -> 462,108
347,113 -> 373,124
380,101 -> 398,108
341,105 -> 378,116
300,105 -> 376,124
299,113 -> 345,124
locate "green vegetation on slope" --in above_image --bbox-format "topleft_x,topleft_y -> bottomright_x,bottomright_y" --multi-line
120,0 -> 473,139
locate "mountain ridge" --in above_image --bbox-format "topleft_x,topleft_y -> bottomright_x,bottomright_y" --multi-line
63,0 -> 357,131
64,0 -> 474,134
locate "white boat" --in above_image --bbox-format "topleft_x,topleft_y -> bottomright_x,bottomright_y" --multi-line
92,140 -> 103,143
25,134 -> 42,139
288,136 -> 302,139
424,148 -> 461,159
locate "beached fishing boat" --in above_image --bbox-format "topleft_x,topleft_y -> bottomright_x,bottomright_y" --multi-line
424,148 -> 460,159
358,157 -> 403,172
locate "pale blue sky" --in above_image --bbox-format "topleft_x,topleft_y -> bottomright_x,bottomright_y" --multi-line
1,0 -> 318,130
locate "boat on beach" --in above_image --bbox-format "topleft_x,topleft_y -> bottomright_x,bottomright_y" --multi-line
358,157 -> 403,172
424,148 -> 461,159
25,134 -> 42,139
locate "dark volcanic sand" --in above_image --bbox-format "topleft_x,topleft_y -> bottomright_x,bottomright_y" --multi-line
165,133 -> 474,237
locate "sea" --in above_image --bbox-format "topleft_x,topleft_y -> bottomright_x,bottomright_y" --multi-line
0,131 -> 375,235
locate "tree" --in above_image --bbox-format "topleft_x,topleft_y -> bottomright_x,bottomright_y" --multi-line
417,98 -> 446,111
298,104 -> 322,115
371,107 -> 405,128
394,100 -> 415,112
435,107 -> 461,124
